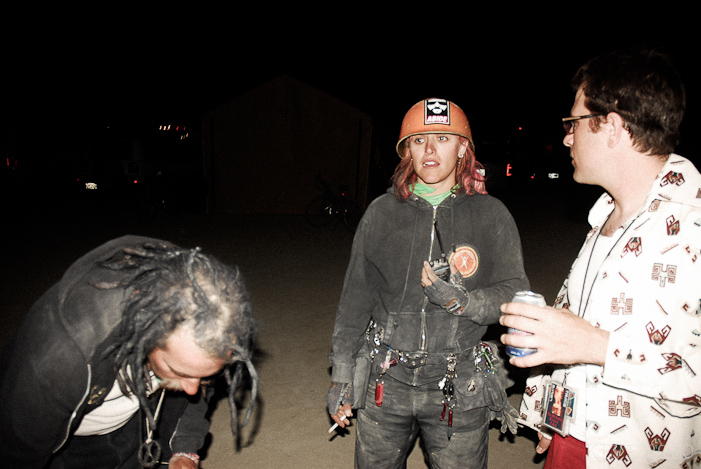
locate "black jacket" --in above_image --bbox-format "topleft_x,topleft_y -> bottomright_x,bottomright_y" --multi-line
0,236 -> 210,468
331,190 -> 530,387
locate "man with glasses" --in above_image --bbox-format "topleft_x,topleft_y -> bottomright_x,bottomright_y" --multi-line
500,48 -> 700,468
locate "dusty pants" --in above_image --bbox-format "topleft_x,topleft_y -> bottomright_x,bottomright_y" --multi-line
354,374 -> 490,469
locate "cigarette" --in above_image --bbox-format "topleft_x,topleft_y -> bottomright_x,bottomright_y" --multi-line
328,415 -> 348,433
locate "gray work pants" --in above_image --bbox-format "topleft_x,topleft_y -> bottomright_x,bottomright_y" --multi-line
355,374 -> 490,469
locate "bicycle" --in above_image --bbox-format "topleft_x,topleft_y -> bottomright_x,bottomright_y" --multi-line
305,173 -> 363,232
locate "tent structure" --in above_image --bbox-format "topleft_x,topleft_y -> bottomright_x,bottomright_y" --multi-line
202,76 -> 372,215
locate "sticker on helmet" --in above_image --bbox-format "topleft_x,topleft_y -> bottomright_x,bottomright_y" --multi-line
450,246 -> 478,278
425,99 -> 450,125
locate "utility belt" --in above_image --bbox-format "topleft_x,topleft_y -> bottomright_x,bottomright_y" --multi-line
374,343 -> 475,369
355,319 -> 517,438
368,331 -> 500,440
364,317 -> 496,370
362,318 -> 498,378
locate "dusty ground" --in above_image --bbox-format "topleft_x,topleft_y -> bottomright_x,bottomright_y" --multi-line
1,182 -> 598,468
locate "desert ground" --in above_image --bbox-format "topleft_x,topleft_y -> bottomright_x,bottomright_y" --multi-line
2,182 -> 598,468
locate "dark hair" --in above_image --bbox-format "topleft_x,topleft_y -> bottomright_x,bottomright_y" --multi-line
572,47 -> 686,157
95,241 -> 258,438
391,137 -> 487,200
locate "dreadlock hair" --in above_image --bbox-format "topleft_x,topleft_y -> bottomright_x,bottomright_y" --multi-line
391,137 -> 487,201
94,240 -> 258,439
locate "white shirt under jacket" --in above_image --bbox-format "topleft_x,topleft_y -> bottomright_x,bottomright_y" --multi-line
519,154 -> 701,468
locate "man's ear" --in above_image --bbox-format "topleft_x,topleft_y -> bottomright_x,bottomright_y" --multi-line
605,112 -> 628,147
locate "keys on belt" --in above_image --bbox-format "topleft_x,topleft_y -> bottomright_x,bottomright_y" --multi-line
375,349 -> 397,407
438,354 -> 457,440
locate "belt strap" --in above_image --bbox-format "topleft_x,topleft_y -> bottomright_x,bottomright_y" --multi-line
377,343 -> 474,369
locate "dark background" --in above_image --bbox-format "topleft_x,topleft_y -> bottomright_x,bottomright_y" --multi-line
0,14 -> 698,468
3,16 -> 698,205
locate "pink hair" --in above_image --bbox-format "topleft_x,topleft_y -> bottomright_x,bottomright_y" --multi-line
391,138 -> 487,201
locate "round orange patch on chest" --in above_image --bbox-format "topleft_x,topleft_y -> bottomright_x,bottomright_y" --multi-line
451,246 -> 478,277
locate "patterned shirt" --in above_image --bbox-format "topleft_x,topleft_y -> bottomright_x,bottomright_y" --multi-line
519,154 -> 701,468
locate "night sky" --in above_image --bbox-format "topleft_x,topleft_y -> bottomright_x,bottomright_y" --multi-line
3,19 -> 699,173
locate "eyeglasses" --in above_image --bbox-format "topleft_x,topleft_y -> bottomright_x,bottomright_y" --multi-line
562,114 -> 604,134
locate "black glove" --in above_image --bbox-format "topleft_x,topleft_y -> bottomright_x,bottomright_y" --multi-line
423,271 -> 470,315
326,382 -> 353,415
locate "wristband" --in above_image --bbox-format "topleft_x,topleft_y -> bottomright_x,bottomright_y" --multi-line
172,452 -> 200,465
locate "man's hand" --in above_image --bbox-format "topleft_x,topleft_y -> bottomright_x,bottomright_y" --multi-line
499,301 -> 610,367
536,433 -> 552,454
169,454 -> 199,468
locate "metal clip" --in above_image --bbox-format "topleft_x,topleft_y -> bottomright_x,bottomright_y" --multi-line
364,318 -> 384,360
446,354 -> 457,377
440,356 -> 456,415
473,342 -> 495,375
436,354 -> 459,440
379,349 -> 396,376
398,351 -> 427,369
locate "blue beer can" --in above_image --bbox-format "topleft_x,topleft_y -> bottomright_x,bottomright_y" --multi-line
505,291 -> 546,357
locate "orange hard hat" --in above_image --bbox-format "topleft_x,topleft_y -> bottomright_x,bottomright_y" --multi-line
396,98 -> 474,158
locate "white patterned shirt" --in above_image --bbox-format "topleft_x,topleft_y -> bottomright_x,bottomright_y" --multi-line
519,155 -> 701,468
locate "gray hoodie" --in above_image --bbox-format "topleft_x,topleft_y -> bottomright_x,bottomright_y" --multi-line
331,189 -> 529,388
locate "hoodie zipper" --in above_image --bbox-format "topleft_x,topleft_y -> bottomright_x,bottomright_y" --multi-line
411,205 -> 439,386
54,364 -> 92,453
419,206 -> 439,353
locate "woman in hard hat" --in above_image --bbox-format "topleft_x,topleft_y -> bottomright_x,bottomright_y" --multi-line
327,98 -> 530,468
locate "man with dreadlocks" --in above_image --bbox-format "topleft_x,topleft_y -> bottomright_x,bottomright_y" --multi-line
0,235 -> 258,468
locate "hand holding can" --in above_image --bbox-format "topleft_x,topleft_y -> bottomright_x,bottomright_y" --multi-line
505,291 -> 546,358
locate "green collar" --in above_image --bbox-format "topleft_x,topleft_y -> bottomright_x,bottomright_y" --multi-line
413,183 -> 459,205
